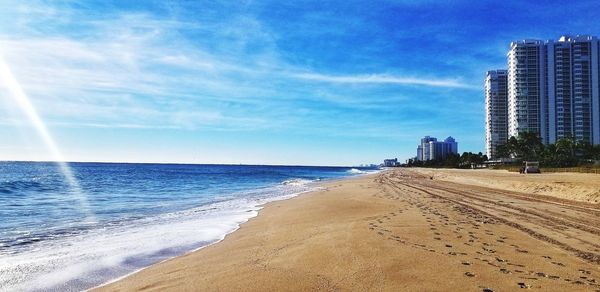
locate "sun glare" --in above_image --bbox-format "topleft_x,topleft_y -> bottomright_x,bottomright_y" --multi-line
0,54 -> 95,222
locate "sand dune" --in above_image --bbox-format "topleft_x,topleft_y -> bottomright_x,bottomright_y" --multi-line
98,169 -> 600,291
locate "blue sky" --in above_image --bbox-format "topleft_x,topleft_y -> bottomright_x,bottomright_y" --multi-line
0,0 -> 599,166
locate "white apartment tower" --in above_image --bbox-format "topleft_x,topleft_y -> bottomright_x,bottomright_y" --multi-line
502,35 -> 600,146
485,70 -> 508,159
417,136 -> 436,161
507,40 -> 545,141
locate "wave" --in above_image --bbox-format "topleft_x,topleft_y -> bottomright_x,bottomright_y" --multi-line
0,181 -> 319,291
347,168 -> 367,174
0,179 -> 53,194
281,178 -> 314,186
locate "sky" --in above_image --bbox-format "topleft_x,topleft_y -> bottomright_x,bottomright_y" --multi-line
0,0 -> 599,166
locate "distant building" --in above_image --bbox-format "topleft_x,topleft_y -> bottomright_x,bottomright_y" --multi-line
416,136 -> 459,161
417,136 -> 437,161
485,70 -> 509,159
444,136 -> 458,155
383,158 -> 398,167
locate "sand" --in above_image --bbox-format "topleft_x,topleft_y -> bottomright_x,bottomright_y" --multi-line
97,169 -> 600,291
410,168 -> 600,204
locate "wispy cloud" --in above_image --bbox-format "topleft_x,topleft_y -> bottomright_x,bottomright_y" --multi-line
0,9 -> 281,130
3,0 -> 554,164
292,72 -> 477,89
0,6 -> 477,135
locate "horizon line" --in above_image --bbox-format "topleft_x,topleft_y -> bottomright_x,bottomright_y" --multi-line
0,159 -> 378,168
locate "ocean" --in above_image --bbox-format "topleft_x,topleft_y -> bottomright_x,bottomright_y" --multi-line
0,162 -> 377,291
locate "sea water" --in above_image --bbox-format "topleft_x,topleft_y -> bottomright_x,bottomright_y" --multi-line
0,162 -> 377,291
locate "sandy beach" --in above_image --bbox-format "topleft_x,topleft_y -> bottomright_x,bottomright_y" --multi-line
410,168 -> 600,204
98,169 -> 600,291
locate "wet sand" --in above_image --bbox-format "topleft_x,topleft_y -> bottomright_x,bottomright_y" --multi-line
98,169 -> 600,291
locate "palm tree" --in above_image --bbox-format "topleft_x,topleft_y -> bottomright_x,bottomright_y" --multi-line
554,137 -> 576,167
512,132 -> 544,161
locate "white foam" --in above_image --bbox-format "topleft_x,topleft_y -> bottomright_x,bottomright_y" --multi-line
281,178 -> 313,186
0,180 -> 318,292
347,168 -> 381,175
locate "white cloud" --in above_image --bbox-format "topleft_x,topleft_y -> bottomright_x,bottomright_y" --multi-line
0,2 -> 478,140
291,72 -> 476,89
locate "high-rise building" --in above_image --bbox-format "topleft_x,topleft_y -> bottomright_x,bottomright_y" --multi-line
444,136 -> 458,155
494,35 -> 600,148
418,136 -> 437,161
416,136 -> 458,161
383,158 -> 398,167
485,70 -> 508,159
545,36 -> 600,144
416,145 -> 423,161
507,40 -> 545,141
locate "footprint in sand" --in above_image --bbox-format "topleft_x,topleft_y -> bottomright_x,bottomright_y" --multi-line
548,275 -> 560,280
579,269 -> 591,275
464,272 -> 476,277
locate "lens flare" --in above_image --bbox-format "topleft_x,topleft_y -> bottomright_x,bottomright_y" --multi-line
0,54 -> 95,222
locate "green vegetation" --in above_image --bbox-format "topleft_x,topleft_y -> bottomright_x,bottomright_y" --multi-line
407,152 -> 488,168
496,132 -> 600,167
407,132 -> 600,169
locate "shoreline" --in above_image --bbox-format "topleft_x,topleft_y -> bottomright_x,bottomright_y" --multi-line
97,169 -> 600,291
93,171 -> 380,291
